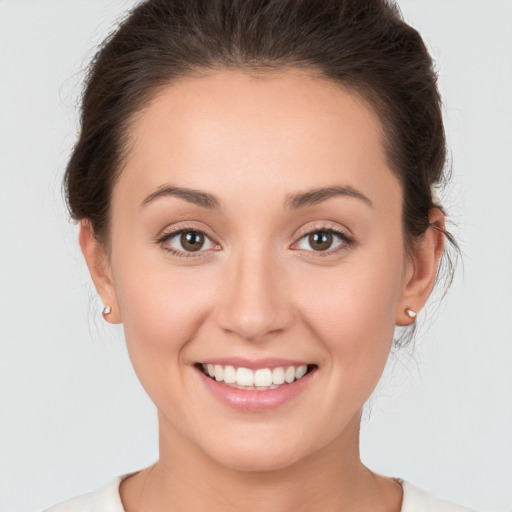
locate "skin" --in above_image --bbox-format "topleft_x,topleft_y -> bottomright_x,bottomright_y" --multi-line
80,69 -> 445,512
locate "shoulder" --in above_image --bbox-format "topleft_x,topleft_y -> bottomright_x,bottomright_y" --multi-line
400,480 -> 476,512
43,475 -> 126,512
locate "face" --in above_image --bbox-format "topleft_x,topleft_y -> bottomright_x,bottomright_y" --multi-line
86,69 -> 425,472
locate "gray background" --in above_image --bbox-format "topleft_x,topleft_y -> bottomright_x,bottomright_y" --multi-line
0,1 -> 511,511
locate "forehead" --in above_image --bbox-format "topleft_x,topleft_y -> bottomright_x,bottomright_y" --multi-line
117,69 -> 400,214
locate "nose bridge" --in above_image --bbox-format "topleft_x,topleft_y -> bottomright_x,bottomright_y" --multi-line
216,243 -> 292,341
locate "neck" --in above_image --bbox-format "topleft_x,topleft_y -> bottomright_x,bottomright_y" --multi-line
121,411 -> 402,512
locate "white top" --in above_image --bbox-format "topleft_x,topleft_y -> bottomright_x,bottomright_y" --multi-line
44,475 -> 476,512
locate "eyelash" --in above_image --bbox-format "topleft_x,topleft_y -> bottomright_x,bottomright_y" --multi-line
294,225 -> 355,258
156,225 -> 355,259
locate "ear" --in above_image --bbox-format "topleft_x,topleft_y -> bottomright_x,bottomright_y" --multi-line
395,208 -> 445,326
79,220 -> 122,324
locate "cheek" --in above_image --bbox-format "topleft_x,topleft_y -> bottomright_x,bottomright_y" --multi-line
293,246 -> 404,382
110,250 -> 218,382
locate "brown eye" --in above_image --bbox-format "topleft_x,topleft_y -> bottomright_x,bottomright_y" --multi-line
161,228 -> 216,256
308,231 -> 333,251
180,231 -> 205,252
294,228 -> 350,254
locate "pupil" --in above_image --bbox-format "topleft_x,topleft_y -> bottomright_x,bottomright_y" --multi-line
181,231 -> 204,252
309,231 -> 332,251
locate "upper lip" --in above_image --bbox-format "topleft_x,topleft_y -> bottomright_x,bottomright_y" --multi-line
198,357 -> 314,370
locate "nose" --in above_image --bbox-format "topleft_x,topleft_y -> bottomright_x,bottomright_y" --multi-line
215,249 -> 294,342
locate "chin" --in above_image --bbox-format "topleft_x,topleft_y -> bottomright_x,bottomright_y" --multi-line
214,447 -> 304,473
200,429 -> 315,473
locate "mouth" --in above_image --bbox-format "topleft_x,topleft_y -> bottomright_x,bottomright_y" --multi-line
196,363 -> 318,391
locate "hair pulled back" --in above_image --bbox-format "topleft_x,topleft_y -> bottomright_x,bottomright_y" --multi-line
65,0 -> 458,334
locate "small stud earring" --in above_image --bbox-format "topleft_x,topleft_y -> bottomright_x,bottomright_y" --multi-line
102,305 -> 112,316
404,307 -> 417,319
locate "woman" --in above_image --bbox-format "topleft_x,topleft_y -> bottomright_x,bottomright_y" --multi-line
46,0 -> 473,510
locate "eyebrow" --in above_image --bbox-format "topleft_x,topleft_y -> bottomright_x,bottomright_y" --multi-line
141,185 -> 221,209
285,185 -> 373,209
141,184 -> 373,210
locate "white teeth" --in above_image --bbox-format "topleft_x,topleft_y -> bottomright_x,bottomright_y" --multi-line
254,368 -> 272,387
223,365 -> 237,383
237,367 -> 254,386
295,365 -> 308,379
201,363 -> 312,389
284,366 -> 295,383
214,365 -> 224,382
272,367 -> 285,385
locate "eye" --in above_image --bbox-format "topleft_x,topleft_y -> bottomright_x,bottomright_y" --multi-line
160,229 -> 217,256
294,228 -> 352,253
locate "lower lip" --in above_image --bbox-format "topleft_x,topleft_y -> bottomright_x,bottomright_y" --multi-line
195,367 -> 315,412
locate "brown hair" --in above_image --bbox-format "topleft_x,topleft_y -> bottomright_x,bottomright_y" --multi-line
65,0 -> 458,341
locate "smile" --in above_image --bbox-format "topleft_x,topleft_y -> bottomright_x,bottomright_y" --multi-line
199,363 -> 314,391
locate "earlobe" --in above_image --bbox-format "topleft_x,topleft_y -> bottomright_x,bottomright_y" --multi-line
78,220 -> 121,324
395,208 -> 445,326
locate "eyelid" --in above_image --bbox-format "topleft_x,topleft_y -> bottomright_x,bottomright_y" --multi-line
155,221 -> 355,258
155,220 -> 211,240
293,221 -> 354,240
156,223 -> 221,258
291,222 -> 355,255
